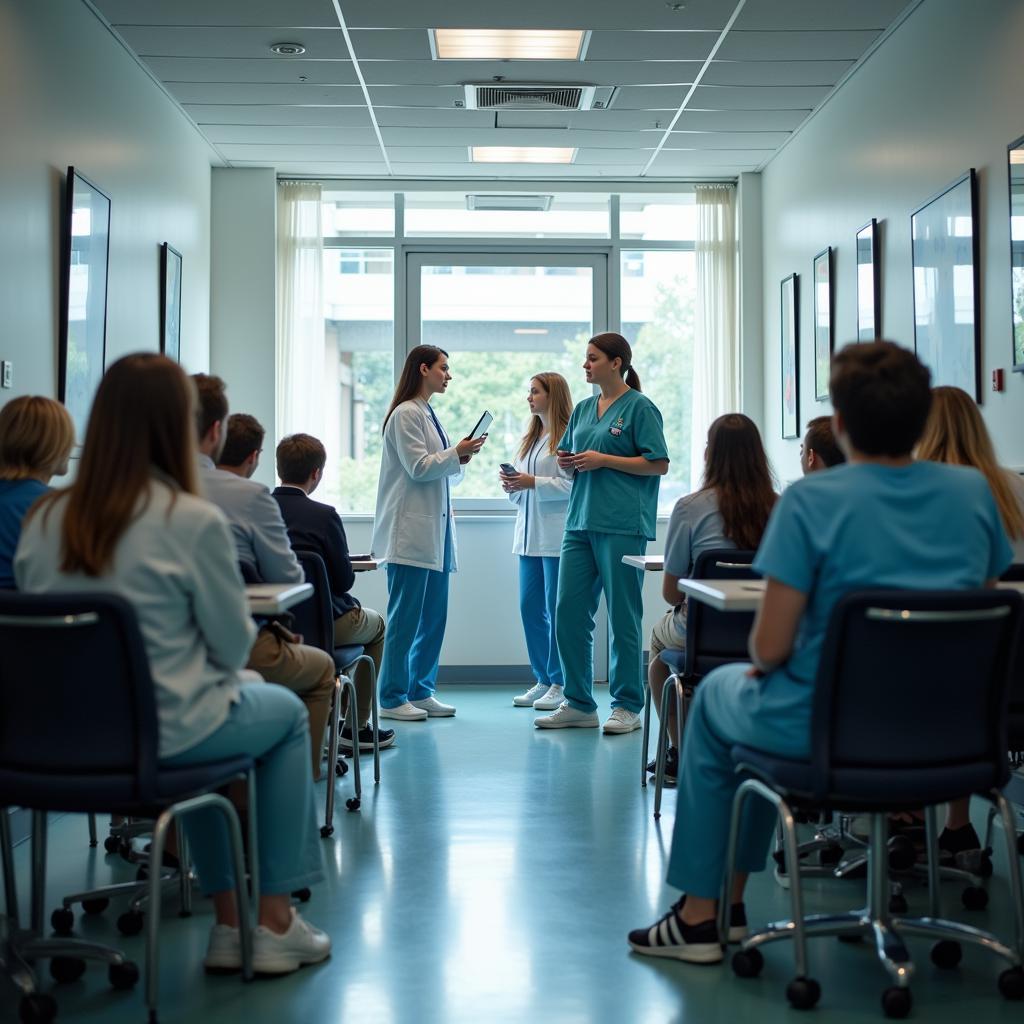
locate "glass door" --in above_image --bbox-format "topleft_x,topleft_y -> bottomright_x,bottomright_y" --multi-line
406,252 -> 607,504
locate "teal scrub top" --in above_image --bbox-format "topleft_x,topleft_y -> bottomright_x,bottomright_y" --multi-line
558,389 -> 669,541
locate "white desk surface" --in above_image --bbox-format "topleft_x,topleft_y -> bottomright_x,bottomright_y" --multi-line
679,578 -> 1024,613
246,582 -> 313,615
351,558 -> 380,573
622,555 -> 664,571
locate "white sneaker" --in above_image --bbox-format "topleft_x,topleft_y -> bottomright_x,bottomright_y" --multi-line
535,701 -> 599,729
513,683 -> 549,707
380,701 -> 428,721
533,684 -> 565,710
203,923 -> 242,972
603,708 -> 641,734
252,908 -> 331,975
410,695 -> 456,718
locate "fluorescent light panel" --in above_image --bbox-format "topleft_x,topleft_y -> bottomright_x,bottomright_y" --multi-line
433,29 -> 584,61
471,146 -> 577,164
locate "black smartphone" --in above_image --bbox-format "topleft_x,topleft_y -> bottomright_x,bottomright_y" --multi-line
499,463 -> 518,475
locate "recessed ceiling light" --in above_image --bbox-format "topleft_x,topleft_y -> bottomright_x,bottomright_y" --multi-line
471,146 -> 577,164
433,29 -> 585,61
270,42 -> 306,55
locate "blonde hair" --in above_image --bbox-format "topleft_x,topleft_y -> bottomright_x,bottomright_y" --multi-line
0,396 -> 75,480
518,373 -> 573,460
916,385 -> 1024,540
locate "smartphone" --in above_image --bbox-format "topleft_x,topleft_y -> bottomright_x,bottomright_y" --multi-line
499,463 -> 518,475
468,410 -> 493,441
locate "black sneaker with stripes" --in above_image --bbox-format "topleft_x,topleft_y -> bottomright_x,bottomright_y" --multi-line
628,897 -> 747,963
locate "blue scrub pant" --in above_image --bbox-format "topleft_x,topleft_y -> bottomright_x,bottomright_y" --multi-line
518,555 -> 563,687
666,663 -> 812,898
161,684 -> 325,895
555,530 -> 647,715
379,562 -> 450,708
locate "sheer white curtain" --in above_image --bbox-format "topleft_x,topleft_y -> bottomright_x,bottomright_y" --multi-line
276,181 -> 327,447
689,184 -> 739,489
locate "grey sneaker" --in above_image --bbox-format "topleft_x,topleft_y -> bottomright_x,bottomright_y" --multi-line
513,683 -> 549,707
409,696 -> 456,717
603,708 -> 641,734
252,908 -> 331,975
533,684 -> 565,710
203,924 -> 242,972
534,702 -> 599,729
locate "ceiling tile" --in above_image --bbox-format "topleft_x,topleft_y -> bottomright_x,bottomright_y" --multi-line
664,130 -> 791,149
688,84 -> 832,109
219,144 -> 386,162
613,86 -> 688,110
376,109 -> 497,128
649,148 -> 772,167
348,29 -> 434,60
185,105 -> 374,127
94,0 -> 340,27
735,0 -> 911,31
584,31 -> 718,61
142,57 -> 357,85
368,86 -> 468,107
493,110 -> 668,131
357,60 -> 700,88
718,29 -> 882,61
202,125 -> 380,146
702,60 -> 854,88
673,109 -> 809,131
115,25 -> 346,60
382,127 -> 653,149
166,83 -> 367,105
575,149 -> 653,165
232,159 -> 393,174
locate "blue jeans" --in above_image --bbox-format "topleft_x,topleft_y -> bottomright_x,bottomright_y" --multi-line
518,555 -> 563,687
161,684 -> 325,895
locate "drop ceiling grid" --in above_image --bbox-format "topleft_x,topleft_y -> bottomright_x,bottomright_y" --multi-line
91,0 -> 915,179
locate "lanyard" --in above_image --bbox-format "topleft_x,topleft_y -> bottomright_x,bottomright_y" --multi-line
426,403 -> 449,448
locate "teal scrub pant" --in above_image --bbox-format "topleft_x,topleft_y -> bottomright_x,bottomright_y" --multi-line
555,530 -> 647,715
666,662 -> 812,898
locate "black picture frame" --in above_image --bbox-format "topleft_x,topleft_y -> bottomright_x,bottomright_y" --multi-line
812,247 -> 833,401
160,243 -> 182,363
781,273 -> 800,439
58,167 -> 110,445
1007,136 -> 1024,372
856,219 -> 881,342
911,169 -> 981,401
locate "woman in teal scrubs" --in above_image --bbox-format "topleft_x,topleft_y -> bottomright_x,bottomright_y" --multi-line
535,332 -> 669,735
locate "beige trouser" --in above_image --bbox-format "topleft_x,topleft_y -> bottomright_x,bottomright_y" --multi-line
247,627 -> 336,781
333,606 -> 385,727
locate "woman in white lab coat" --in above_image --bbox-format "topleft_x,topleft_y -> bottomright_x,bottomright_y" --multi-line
371,345 -> 485,721
500,373 -> 574,711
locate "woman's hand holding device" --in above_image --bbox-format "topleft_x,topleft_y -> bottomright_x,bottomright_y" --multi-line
500,463 -> 533,492
568,450 -> 605,473
556,449 -> 576,470
457,435 -> 486,463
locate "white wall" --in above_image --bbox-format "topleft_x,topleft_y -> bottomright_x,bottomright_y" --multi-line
0,1 -> 214,397
759,0 -> 1024,480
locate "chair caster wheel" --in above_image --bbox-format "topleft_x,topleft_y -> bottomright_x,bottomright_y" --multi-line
961,885 -> 988,911
117,909 -> 144,936
786,976 -> 821,1010
50,907 -> 75,935
291,887 -> 312,902
19,992 -> 57,1024
881,986 -> 912,1018
930,940 -> 962,969
50,956 -> 86,984
109,960 -> 140,990
335,760 -> 348,778
888,893 -> 908,914
346,798 -> 360,812
731,948 -> 764,978
998,967 -> 1024,1000
82,897 -> 109,915
819,843 -> 844,866
104,835 -> 120,854
887,835 -> 916,873
320,825 -> 334,838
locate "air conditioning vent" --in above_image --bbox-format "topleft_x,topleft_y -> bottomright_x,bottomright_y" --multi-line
463,84 -> 615,112
466,194 -> 553,212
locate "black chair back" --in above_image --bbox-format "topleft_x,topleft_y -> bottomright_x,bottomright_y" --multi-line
808,589 -> 1022,803
1001,567 -> 1024,747
291,550 -> 334,656
238,560 -> 262,584
0,592 -> 160,807
684,548 -> 759,678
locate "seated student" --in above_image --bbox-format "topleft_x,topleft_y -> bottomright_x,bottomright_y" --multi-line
800,415 -> 846,474
629,341 -> 1012,963
15,354 -> 329,975
271,432 -> 393,753
192,380 -> 336,782
647,414 -> 776,782
0,396 -> 74,588
917,385 -> 1024,564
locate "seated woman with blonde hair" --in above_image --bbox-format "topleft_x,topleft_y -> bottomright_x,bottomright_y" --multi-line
0,395 -> 74,588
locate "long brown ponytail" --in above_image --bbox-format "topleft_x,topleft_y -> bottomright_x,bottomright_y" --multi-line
383,345 -> 448,432
590,332 -> 641,391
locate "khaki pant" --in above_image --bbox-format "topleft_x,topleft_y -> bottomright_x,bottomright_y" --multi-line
333,606 -> 385,727
247,628 -> 335,781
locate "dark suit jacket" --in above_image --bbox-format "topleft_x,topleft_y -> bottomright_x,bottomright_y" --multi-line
272,486 -> 359,618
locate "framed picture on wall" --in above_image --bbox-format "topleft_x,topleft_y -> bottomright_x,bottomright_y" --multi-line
856,219 -> 881,342
1007,136 -> 1024,372
58,166 -> 111,446
911,169 -> 981,400
813,247 -> 833,401
160,243 -> 182,363
781,273 -> 800,439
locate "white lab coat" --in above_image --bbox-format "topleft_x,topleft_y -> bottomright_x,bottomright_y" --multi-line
507,434 -> 573,557
371,398 -> 463,572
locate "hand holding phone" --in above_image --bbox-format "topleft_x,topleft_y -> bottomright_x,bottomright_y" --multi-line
499,463 -> 519,476
556,449 -> 576,470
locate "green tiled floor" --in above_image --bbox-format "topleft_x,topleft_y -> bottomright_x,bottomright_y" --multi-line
3,685 -> 1024,1023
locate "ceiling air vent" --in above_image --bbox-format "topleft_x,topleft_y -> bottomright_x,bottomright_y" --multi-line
463,83 -> 615,111
466,194 -> 554,212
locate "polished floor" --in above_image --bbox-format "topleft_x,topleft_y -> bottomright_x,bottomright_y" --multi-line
4,684 -> 1024,1023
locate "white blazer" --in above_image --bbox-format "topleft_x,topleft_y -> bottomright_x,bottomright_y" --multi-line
507,433 -> 573,557
371,398 -> 464,572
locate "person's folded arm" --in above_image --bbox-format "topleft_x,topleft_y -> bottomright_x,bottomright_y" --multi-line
748,577 -> 808,673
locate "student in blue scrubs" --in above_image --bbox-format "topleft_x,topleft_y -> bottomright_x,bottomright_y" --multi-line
0,396 -> 74,588
535,332 -> 669,735
371,345 -> 486,721
628,341 -> 1014,964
